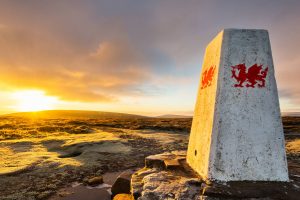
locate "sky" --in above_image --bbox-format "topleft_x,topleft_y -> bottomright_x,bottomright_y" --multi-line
0,0 -> 299,116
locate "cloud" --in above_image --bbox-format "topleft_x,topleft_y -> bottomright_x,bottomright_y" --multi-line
0,25 -> 154,102
0,1 -> 166,104
88,40 -> 151,84
0,0 -> 300,112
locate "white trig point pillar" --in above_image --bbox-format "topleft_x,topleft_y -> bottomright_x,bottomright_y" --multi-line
187,29 -> 289,182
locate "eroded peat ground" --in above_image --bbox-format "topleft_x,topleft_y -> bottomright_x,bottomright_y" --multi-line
0,116 -> 299,199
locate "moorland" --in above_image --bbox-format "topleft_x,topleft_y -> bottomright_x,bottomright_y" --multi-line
0,110 -> 299,200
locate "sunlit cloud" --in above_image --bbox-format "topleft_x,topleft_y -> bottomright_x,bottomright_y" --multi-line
0,0 -> 299,114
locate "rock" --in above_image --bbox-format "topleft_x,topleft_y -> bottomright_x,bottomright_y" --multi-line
171,150 -> 187,157
111,170 -> 134,198
113,194 -> 134,200
86,176 -> 103,186
95,169 -> 103,176
164,159 -> 180,169
145,151 -> 187,169
145,152 -> 176,168
131,156 -> 202,200
134,170 -> 201,200
131,168 -> 158,199
133,152 -> 295,200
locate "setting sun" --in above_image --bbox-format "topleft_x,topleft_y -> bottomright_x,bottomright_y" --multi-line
12,90 -> 58,112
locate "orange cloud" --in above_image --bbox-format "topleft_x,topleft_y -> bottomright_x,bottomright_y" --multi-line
0,26 -> 151,102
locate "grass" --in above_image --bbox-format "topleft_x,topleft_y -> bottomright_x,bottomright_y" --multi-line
0,117 -> 192,141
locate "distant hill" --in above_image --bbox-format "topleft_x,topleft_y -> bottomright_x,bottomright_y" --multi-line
282,112 -> 300,117
156,114 -> 192,118
3,110 -> 298,119
3,110 -> 147,119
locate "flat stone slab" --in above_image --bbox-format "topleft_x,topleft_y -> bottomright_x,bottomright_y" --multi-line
164,159 -> 181,169
145,151 -> 186,169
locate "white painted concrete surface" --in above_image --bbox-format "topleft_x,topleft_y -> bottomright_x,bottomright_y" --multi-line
187,29 -> 289,182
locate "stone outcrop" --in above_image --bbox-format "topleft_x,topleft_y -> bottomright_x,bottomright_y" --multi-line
131,151 -> 202,200
130,152 -> 298,200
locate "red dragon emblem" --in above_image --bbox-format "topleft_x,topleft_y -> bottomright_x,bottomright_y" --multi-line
231,63 -> 268,88
201,65 -> 216,89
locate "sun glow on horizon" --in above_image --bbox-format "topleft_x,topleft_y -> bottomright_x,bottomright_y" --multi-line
12,90 -> 58,112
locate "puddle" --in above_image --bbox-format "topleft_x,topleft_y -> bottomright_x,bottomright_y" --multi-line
49,170 -> 130,200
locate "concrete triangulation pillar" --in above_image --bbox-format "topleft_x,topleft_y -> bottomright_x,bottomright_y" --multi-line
187,29 -> 289,182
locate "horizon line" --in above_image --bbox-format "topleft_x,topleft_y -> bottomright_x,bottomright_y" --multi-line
1,109 -> 300,117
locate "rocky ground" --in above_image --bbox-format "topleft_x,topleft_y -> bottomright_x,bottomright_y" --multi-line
0,115 -> 299,200
132,151 -> 300,200
0,115 -> 189,200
